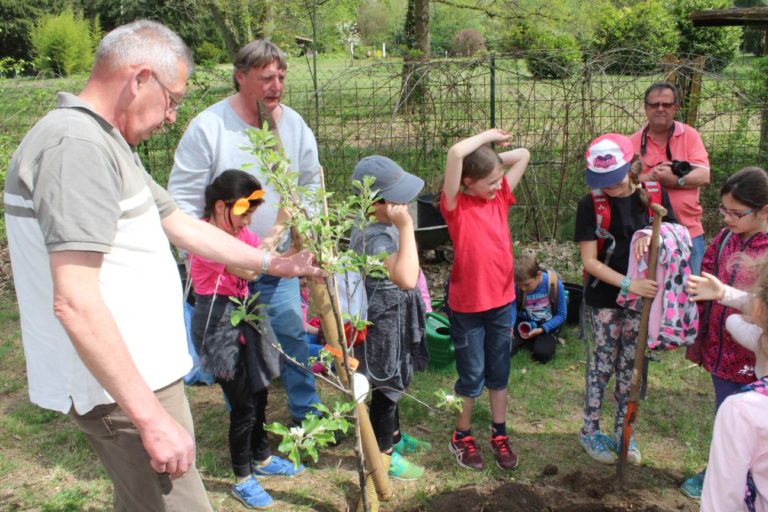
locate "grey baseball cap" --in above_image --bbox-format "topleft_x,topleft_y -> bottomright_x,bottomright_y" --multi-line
352,155 -> 424,203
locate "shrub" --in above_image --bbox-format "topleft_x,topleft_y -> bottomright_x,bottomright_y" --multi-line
592,0 -> 679,74
671,0 -> 742,72
0,57 -> 33,78
31,9 -> 97,77
195,41 -> 226,67
524,29 -> 582,79
451,29 -> 486,57
431,3 -> 484,55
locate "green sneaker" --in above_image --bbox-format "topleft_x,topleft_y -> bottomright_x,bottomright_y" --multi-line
680,469 -> 706,500
393,432 -> 432,455
388,451 -> 424,481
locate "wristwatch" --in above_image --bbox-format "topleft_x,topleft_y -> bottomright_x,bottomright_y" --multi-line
677,175 -> 686,187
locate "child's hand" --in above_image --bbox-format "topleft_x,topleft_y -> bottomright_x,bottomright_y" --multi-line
384,204 -> 413,229
628,278 -> 658,298
686,272 -> 726,302
480,128 -> 513,147
633,234 -> 651,261
525,327 -> 544,339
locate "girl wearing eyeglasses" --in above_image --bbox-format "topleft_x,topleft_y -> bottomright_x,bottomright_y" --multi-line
682,166 -> 768,500
189,169 -> 302,510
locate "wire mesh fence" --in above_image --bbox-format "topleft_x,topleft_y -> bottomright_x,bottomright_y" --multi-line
1,50 -> 766,241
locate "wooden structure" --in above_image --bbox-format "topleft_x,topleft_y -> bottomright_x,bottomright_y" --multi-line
689,6 -> 768,159
689,6 -> 768,27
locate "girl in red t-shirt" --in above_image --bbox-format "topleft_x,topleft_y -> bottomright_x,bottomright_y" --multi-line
440,129 -> 530,471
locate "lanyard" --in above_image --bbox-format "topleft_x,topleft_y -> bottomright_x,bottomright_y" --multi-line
639,123 -> 675,161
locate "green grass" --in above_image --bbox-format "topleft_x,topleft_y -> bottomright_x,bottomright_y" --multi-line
0,283 -> 713,510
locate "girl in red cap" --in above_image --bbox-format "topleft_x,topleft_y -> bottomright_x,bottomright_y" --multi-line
574,133 -> 676,465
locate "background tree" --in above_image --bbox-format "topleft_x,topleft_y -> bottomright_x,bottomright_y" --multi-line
592,0 -> 680,74
357,0 -> 404,47
0,0 -> 71,61
400,0 -> 429,108
430,2 -> 484,55
735,0 -> 767,55
672,0 -> 742,71
81,0 -> 226,66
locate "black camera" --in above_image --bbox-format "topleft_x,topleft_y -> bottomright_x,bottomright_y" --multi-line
670,160 -> 692,177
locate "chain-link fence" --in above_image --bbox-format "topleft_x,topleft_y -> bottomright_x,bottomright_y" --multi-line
2,51 -> 766,241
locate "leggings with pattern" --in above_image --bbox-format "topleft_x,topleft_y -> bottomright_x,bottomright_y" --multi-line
583,306 -> 641,437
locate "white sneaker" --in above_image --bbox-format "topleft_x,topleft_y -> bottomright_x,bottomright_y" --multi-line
578,430 -> 617,464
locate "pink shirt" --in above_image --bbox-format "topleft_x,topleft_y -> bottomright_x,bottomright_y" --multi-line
630,121 -> 709,238
440,176 -> 516,313
189,224 -> 260,298
703,391 -> 768,512
417,269 -> 432,313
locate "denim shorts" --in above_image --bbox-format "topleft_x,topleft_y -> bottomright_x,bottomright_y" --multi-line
449,301 -> 516,398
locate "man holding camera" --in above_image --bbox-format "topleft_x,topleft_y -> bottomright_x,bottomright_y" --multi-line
630,81 -> 710,274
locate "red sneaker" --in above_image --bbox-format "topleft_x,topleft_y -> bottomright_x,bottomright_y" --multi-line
449,433 -> 484,470
489,434 -> 518,470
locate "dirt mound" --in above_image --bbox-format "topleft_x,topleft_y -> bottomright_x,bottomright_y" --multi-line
405,467 -> 695,512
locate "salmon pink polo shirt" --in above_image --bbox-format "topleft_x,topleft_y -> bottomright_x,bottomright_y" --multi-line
441,176 -> 516,313
630,121 -> 710,238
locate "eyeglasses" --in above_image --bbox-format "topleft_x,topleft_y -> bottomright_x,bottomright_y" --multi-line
151,71 -> 183,113
718,204 -> 754,219
645,101 -> 676,110
231,189 -> 265,215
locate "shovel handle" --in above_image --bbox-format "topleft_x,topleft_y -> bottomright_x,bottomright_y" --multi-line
618,202 -> 666,484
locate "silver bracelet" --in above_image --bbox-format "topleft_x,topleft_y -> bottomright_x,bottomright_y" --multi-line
260,252 -> 272,275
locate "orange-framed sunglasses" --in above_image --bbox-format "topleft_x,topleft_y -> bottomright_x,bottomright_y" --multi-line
231,189 -> 265,215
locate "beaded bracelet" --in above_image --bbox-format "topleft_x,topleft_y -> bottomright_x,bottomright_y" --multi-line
619,275 -> 631,294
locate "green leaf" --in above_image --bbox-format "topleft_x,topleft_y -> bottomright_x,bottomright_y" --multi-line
264,422 -> 290,436
305,445 -> 319,462
289,446 -> 301,466
278,437 -> 294,454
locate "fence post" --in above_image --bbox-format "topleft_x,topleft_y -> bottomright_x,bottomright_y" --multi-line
684,56 -> 705,127
761,79 -> 768,162
490,54 -> 496,128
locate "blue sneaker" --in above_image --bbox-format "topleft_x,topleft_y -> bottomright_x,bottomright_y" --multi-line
680,469 -> 706,500
252,455 -> 305,478
578,429 -> 616,464
231,476 -> 274,509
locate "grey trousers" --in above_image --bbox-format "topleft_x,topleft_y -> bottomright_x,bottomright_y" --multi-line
71,380 -> 212,512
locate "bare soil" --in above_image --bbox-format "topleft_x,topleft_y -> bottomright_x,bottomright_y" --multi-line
406,466 -> 696,512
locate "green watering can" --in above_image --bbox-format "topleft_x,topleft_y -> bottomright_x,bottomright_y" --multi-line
425,312 -> 455,371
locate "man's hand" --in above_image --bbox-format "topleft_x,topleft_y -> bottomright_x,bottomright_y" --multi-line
270,248 -> 326,278
647,162 -> 677,187
139,411 -> 195,480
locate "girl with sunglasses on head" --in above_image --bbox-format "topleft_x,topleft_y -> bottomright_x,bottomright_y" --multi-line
681,166 -> 768,501
189,170 -> 303,510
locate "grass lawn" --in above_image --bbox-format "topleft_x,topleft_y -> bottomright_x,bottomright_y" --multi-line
0,266 -> 713,511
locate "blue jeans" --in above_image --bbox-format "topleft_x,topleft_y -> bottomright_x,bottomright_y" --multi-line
449,302 -> 516,398
689,234 -> 705,276
251,276 -> 320,421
